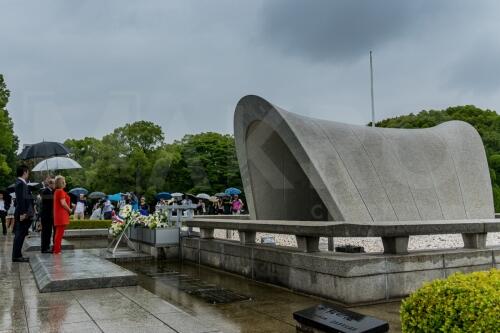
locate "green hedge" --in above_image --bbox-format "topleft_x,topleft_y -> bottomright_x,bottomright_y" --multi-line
401,269 -> 499,332
66,220 -> 112,229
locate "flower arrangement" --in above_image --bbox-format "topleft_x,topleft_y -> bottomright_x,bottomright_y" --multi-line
109,218 -> 126,237
109,204 -> 139,237
109,204 -> 172,237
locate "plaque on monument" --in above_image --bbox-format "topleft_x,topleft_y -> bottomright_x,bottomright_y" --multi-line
293,304 -> 389,333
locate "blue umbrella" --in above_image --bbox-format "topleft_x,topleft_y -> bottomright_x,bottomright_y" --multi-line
224,187 -> 242,196
69,187 -> 88,196
108,193 -> 123,202
155,192 -> 172,200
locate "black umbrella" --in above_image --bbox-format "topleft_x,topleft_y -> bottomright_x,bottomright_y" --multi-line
185,193 -> 199,204
19,142 -> 70,160
6,183 -> 15,194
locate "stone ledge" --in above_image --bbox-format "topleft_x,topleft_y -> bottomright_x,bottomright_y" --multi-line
64,229 -> 109,238
184,238 -> 499,277
30,250 -> 138,293
182,237 -> 499,304
187,218 -> 500,237
23,236 -> 74,252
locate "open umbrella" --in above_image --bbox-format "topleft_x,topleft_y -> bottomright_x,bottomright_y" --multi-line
19,142 -> 70,160
69,188 -> 88,196
28,182 -> 42,191
196,193 -> 210,200
108,193 -> 123,202
6,183 -> 15,194
171,192 -> 184,198
88,192 -> 106,199
208,196 -> 218,203
224,187 -> 241,196
32,157 -> 82,172
215,192 -> 229,198
155,192 -> 172,200
6,182 -> 40,194
185,193 -> 199,203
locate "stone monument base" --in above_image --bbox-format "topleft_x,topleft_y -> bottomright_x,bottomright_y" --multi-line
182,237 -> 500,305
30,250 -> 138,293
23,236 -> 74,252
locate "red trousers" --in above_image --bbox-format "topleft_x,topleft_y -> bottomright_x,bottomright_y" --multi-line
53,225 -> 66,254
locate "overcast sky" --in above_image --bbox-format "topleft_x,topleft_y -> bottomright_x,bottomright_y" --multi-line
1,0 -> 500,146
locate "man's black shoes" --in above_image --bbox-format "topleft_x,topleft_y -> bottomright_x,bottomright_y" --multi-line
41,250 -> 53,254
12,257 -> 30,262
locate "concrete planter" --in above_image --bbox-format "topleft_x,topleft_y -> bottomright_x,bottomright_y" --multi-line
128,225 -> 179,245
127,225 -> 139,240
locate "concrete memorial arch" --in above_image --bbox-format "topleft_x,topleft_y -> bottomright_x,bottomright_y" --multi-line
184,95 -> 499,304
234,95 -> 494,222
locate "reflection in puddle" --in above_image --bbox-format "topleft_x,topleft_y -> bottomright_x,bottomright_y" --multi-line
132,264 -> 251,304
119,260 -> 303,332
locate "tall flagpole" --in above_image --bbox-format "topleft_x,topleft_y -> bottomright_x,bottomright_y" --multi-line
370,51 -> 375,127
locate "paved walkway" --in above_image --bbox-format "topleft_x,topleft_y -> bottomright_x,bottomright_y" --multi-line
1,234 -> 403,332
0,235 -> 220,333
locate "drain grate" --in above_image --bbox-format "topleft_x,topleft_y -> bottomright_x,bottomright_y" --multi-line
188,288 -> 250,304
135,266 -> 250,304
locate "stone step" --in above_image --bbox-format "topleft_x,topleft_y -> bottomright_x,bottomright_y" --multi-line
30,250 -> 138,293
23,236 -> 74,252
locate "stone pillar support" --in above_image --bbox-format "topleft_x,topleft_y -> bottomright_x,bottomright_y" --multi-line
462,233 -> 487,249
382,236 -> 409,254
239,231 -> 256,245
200,228 -> 214,239
296,236 -> 320,253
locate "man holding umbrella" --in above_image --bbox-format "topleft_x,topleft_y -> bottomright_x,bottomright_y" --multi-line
40,177 -> 55,253
12,165 -> 34,262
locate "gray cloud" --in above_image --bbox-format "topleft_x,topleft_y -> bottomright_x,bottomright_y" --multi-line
446,38 -> 500,94
1,1 -> 500,148
260,0 -> 479,63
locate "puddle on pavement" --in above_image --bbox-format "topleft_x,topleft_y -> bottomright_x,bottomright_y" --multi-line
119,259 -> 309,332
133,264 -> 251,304
119,260 -> 402,333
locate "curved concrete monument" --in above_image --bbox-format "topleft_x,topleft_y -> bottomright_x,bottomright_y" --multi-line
184,95 -> 500,304
234,95 -> 494,222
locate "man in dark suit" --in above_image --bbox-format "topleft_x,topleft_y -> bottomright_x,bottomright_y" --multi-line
12,165 -> 33,262
40,178 -> 55,253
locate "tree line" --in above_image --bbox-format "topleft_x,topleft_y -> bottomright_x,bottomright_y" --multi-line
63,122 -> 242,201
376,105 -> 500,212
0,74 -> 19,188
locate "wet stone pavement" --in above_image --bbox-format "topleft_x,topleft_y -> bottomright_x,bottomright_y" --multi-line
1,233 -> 403,332
0,235 -> 219,333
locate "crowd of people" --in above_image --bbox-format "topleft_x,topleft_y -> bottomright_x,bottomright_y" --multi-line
86,193 -> 244,220
0,164 -> 245,261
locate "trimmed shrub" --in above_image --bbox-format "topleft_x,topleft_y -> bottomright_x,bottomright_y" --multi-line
401,269 -> 499,332
67,220 -> 112,230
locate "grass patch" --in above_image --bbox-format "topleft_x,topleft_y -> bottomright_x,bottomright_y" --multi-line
67,220 -> 112,229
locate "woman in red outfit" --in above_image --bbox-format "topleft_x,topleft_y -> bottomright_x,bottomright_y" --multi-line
53,175 -> 71,254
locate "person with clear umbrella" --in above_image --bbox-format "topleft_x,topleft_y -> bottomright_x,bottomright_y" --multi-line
53,176 -> 72,254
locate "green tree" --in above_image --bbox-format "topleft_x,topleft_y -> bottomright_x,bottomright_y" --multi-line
179,132 -> 242,194
113,121 -> 164,154
376,105 -> 500,211
0,75 -> 19,187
